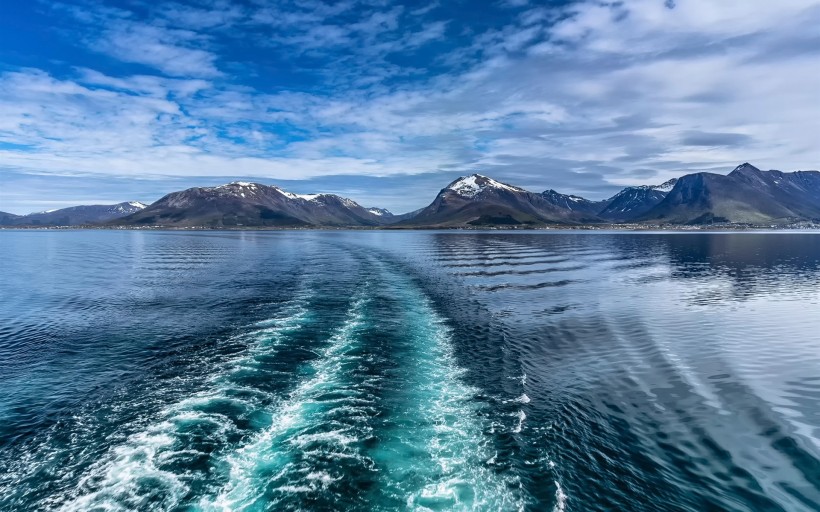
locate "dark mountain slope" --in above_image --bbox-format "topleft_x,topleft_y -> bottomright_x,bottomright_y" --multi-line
727,163 -> 820,220
540,189 -> 606,216
640,166 -> 800,224
0,212 -> 22,226
597,179 -> 677,221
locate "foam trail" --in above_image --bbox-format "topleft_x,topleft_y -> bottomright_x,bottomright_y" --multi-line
553,481 -> 568,512
365,269 -> 524,511
200,294 -> 372,510
58,299 -> 311,512
201,264 -> 525,511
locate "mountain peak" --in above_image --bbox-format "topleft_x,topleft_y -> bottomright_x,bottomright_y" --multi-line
542,189 -> 589,202
446,174 -> 525,198
367,207 -> 393,217
652,178 -> 678,192
216,181 -> 262,190
730,163 -> 762,175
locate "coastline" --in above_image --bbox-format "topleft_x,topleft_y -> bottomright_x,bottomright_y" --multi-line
3,223 -> 820,232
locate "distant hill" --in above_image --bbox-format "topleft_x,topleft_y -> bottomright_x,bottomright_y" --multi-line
0,211 -> 21,225
1,202 -> 147,226
112,182 -> 395,228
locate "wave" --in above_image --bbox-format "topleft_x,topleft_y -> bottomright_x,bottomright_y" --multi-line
57,298 -> 313,511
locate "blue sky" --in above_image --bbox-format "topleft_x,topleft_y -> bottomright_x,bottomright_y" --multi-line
1,0 -> 819,214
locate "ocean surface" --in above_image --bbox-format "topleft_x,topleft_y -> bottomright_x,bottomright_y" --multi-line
1,230 -> 819,512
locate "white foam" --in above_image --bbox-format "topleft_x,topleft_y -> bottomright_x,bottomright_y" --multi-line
553,481 -> 568,512
305,471 -> 339,485
513,410 -> 527,433
505,393 -> 531,404
201,296 -> 370,510
291,430 -> 357,448
60,428 -> 187,512
58,299 -> 311,511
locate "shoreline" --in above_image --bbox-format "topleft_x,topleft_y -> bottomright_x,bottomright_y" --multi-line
3,223 -> 820,232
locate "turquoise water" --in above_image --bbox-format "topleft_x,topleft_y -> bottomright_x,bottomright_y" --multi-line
1,231 -> 819,511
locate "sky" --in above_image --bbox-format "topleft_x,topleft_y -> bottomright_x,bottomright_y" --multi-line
1,0 -> 819,214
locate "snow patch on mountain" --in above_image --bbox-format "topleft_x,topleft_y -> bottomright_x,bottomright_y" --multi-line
113,202 -> 148,213
653,179 -> 677,193
280,190 -> 321,201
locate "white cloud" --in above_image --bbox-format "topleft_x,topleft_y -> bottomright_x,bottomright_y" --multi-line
96,22 -> 222,77
2,0 -> 820,213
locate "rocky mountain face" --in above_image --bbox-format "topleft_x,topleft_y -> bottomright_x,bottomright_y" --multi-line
640,164 -> 820,224
597,180 -> 677,222
400,174 -> 602,227
540,189 -> 606,216
112,182 -> 394,228
0,202 -> 147,226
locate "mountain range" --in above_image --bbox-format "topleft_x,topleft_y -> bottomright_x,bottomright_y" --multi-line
2,163 -> 819,228
113,181 -> 399,228
0,202 -> 147,227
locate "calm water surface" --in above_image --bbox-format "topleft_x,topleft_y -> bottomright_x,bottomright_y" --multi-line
1,230 -> 819,511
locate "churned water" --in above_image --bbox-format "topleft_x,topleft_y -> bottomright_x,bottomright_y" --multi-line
1,230 -> 819,511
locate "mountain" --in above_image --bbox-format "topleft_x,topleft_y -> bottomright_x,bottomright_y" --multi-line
0,211 -> 21,225
727,163 -> 820,219
6,163 -> 818,229
112,182 -> 393,228
597,179 -> 677,222
1,202 -> 147,226
641,164 -> 820,224
399,174 -> 601,227
540,189 -> 606,216
366,207 -> 393,217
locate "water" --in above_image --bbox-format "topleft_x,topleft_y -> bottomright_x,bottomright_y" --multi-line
1,230 -> 819,511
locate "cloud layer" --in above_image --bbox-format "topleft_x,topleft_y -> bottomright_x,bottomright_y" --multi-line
1,0 -> 819,213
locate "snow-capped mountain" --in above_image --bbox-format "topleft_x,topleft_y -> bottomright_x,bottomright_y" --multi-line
114,181 -> 395,227
597,179 -> 677,221
366,207 -> 393,217
446,174 -> 527,198
401,174 -> 601,227
1,201 -> 148,226
540,189 -> 606,216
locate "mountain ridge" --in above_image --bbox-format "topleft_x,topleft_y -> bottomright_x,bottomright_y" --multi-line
0,202 -> 147,226
639,164 -> 820,224
4,163 -> 819,228
112,181 -> 396,228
